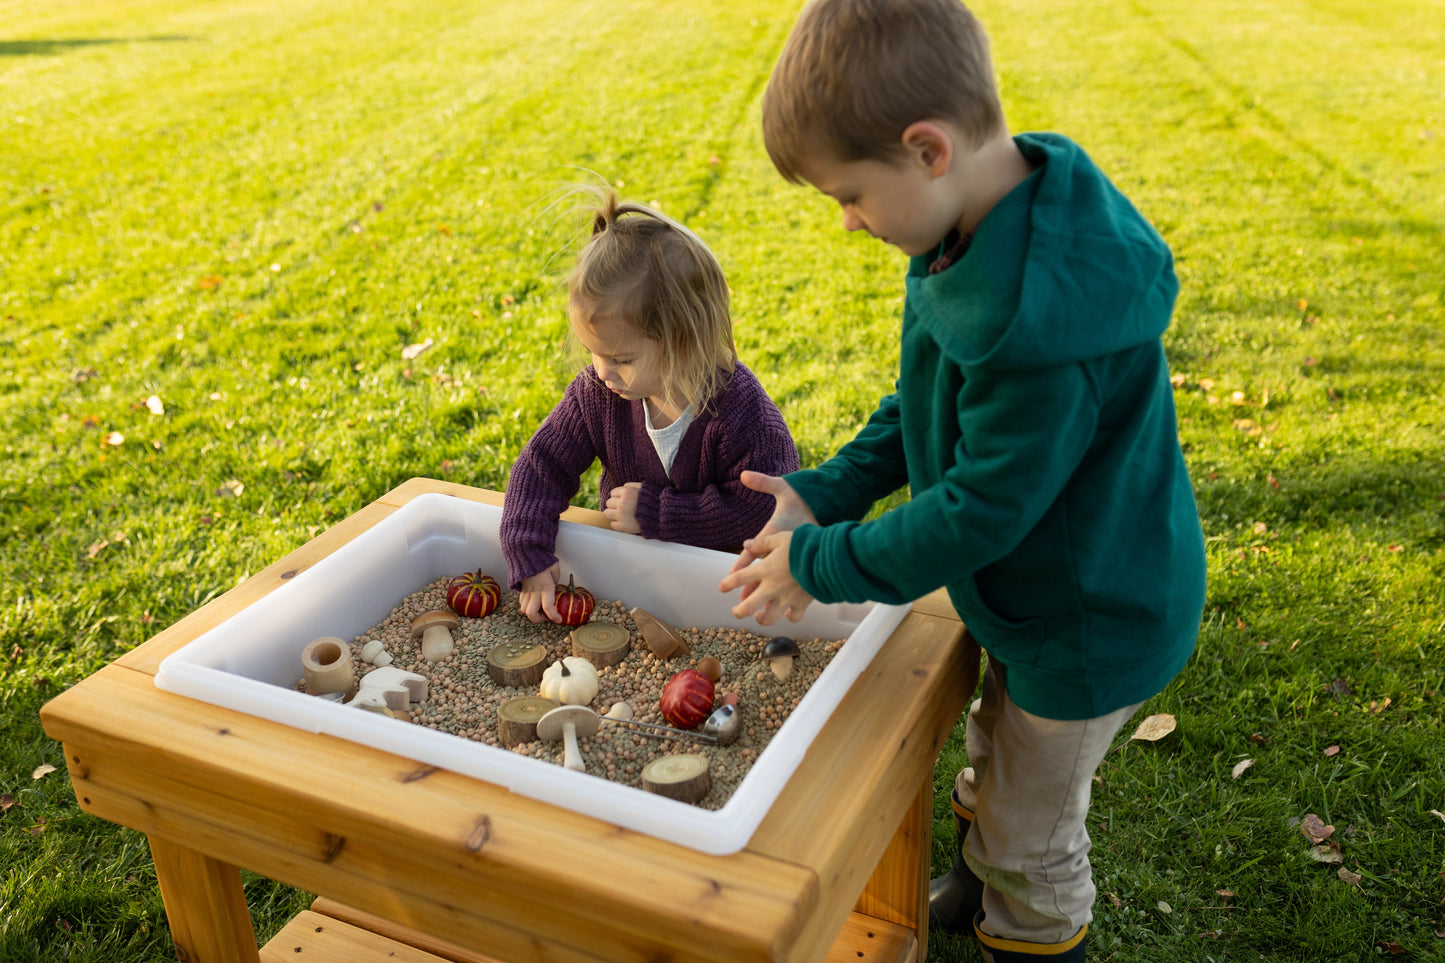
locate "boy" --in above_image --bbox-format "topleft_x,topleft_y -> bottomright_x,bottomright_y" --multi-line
718,1 -> 1207,960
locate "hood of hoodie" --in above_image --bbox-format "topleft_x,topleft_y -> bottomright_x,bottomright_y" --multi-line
905,132 -> 1178,371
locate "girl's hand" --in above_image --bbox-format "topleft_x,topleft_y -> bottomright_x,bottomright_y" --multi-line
726,471 -> 818,602
718,530 -> 814,625
518,564 -> 562,623
604,482 -> 643,534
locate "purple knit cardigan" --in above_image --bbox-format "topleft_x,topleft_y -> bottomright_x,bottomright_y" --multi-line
499,362 -> 799,588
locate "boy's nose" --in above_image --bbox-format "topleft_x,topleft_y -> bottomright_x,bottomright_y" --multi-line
842,209 -> 865,233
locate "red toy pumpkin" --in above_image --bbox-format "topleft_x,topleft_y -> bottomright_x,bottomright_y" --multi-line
551,573 -> 595,626
660,669 -> 715,729
446,570 -> 501,618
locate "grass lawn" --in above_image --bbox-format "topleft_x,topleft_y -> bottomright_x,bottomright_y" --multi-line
2,0 -> 1442,960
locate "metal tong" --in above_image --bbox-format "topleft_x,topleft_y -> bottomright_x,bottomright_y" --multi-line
600,716 -> 718,745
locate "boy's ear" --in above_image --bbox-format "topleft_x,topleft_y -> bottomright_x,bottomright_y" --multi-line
900,121 -> 953,177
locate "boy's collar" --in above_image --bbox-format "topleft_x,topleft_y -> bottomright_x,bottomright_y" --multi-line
928,229 -> 975,274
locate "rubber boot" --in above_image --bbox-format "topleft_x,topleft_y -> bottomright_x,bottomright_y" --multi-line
927,788 -> 984,936
975,912 -> 1087,962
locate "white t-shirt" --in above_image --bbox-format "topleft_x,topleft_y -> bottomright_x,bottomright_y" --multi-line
645,403 -> 695,475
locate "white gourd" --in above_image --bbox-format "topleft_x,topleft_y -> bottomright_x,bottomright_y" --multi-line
539,656 -> 599,706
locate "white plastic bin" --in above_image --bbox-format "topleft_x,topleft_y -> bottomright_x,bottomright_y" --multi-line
155,492 -> 908,854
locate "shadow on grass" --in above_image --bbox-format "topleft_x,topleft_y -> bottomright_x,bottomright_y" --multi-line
0,36 -> 194,57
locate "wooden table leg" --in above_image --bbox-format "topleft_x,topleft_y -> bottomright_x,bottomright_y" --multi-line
148,835 -> 260,963
853,781 -> 933,963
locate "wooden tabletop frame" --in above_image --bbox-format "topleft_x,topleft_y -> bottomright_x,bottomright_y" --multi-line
41,479 -> 979,963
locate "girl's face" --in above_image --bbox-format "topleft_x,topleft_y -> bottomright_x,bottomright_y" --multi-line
571,303 -> 667,408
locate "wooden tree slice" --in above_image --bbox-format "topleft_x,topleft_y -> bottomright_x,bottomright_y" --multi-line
571,622 -> 630,668
641,753 -> 711,804
629,607 -> 691,659
497,696 -> 561,748
487,641 -> 549,687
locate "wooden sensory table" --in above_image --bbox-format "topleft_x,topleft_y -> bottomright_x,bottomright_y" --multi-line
40,478 -> 980,963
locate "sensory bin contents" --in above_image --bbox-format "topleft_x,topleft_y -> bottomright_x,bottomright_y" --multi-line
300,577 -> 841,810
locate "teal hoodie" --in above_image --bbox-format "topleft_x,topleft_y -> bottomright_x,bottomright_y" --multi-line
786,132 -> 1206,720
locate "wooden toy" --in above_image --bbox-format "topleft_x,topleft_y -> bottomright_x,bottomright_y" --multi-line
446,570 -> 501,618
497,695 -> 561,748
629,607 -> 690,658
762,636 -> 801,680
350,666 -> 428,712
536,704 -> 601,772
411,609 -> 459,662
486,640 -> 550,687
641,754 -> 711,803
301,637 -> 354,697
570,622 -> 630,668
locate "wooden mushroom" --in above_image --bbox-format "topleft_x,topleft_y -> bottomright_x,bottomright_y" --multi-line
536,704 -> 601,772
629,607 -> 690,659
641,753 -> 711,803
761,636 -> 801,680
497,695 -> 560,748
411,609 -> 459,662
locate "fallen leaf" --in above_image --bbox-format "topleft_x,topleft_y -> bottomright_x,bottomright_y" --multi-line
1130,713 -> 1177,742
0,792 -> 15,811
1337,867 -> 1362,888
1231,758 -> 1254,779
1328,678 -> 1351,699
1216,889 -> 1234,898
87,539 -> 109,558
32,763 -> 57,780
1307,843 -> 1344,864
104,431 -> 124,446
216,479 -> 244,497
1370,698 -> 1391,714
198,275 -> 223,290
1301,814 -> 1335,844
1323,744 -> 1341,757
437,224 -> 452,236
1375,941 -> 1405,955
1428,809 -> 1445,824
401,338 -> 433,360
145,394 -> 164,415
1156,901 -> 1173,914
70,367 -> 99,383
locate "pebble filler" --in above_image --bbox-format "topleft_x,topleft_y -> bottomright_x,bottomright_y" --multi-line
298,576 -> 843,811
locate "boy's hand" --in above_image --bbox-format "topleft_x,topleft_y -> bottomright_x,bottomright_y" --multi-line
719,530 -> 815,625
727,471 -> 818,601
604,482 -> 642,534
518,564 -> 562,623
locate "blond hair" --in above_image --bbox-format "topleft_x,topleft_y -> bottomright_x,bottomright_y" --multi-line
761,0 -> 1004,183
568,191 -> 736,413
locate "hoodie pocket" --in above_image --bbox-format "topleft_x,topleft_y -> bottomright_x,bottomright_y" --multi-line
950,577 -> 1049,669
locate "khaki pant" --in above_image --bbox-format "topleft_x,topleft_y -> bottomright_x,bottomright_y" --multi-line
955,655 -> 1140,945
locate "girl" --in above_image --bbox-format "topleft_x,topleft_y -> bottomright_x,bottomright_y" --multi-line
500,192 -> 800,623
